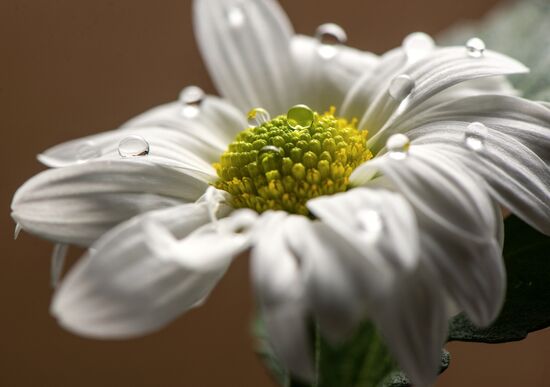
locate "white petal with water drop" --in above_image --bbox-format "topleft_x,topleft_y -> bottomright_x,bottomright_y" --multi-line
118,136 -> 150,158
464,122 -> 488,151
389,74 -> 415,102
466,37 -> 486,58
315,23 -> 347,60
402,32 -> 435,64
179,86 -> 205,118
227,5 -> 245,28
356,209 -> 384,241
387,134 -> 410,160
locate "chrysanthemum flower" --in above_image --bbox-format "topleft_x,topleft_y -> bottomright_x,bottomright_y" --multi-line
11,0 -> 550,385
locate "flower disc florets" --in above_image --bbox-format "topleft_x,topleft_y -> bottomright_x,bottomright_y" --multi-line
214,106 -> 372,215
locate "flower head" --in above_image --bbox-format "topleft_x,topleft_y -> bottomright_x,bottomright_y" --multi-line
11,0 -> 550,385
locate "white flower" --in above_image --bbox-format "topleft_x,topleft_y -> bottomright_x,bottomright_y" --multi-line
11,0 -> 550,385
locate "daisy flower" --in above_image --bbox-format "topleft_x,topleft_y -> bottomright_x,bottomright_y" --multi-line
11,0 -> 550,385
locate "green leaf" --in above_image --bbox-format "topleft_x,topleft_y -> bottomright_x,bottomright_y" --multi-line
449,216 -> 550,342
381,350 -> 451,387
316,321 -> 397,387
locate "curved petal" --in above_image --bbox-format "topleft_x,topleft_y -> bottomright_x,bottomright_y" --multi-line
394,94 -> 550,161
121,96 -> 247,153
51,192 -> 257,339
291,35 -> 379,113
194,0 -> 298,114
408,123 -> 550,235
38,126 -> 219,173
307,187 -> 419,272
352,146 -> 506,326
364,47 -> 528,150
251,211 -> 312,381
369,263 -> 449,387
11,160 -> 210,246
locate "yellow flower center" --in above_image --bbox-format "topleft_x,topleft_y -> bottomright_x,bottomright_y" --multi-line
214,106 -> 372,215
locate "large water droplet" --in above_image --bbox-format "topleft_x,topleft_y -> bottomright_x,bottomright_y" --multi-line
402,32 -> 435,63
357,209 -> 384,240
287,104 -> 314,130
118,135 -> 150,157
465,37 -> 486,58
227,6 -> 245,28
315,23 -> 347,60
14,223 -> 22,240
179,86 -> 205,118
76,141 -> 102,162
389,74 -> 415,102
387,133 -> 410,160
464,122 -> 488,151
247,108 -> 271,128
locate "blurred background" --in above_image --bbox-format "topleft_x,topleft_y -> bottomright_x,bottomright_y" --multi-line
2,0 -> 550,386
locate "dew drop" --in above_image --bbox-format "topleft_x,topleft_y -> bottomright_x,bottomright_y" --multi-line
14,223 -> 22,240
179,86 -> 205,118
402,32 -> 435,63
227,6 -> 245,28
258,145 -> 283,160
464,122 -> 488,151
287,104 -> 314,130
465,37 -> 486,58
76,141 -> 102,162
118,135 -> 150,157
389,74 -> 415,102
386,133 -> 410,160
315,23 -> 347,60
247,108 -> 271,128
357,209 -> 384,239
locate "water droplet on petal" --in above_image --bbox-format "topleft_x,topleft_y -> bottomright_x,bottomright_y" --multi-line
258,145 -> 283,160
357,209 -> 384,240
247,108 -> 271,128
76,141 -> 102,162
179,86 -> 205,118
14,223 -> 22,240
389,74 -> 415,102
287,104 -> 314,130
315,23 -> 347,60
466,37 -> 486,58
387,133 -> 410,160
227,6 -> 245,28
402,32 -> 435,63
464,122 -> 488,151
118,135 -> 150,157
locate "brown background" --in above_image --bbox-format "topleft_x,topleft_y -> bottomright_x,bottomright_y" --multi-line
2,0 -> 550,386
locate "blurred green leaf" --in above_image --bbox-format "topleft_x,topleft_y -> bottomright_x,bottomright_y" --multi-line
449,216 -> 550,342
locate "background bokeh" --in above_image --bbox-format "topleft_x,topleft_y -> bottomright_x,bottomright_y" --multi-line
2,0 -> 550,386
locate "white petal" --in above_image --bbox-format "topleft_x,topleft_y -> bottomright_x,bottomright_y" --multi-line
11,160 -> 208,246
307,187 -> 419,271
38,126 -> 219,174
251,212 -> 313,381
121,96 -> 247,152
51,193 -> 255,339
291,35 -> 379,113
194,0 -> 298,114
408,123 -> 550,235
353,146 -> 506,325
369,263 -> 448,386
341,47 -> 407,121
396,94 -> 550,161
364,47 -> 528,148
